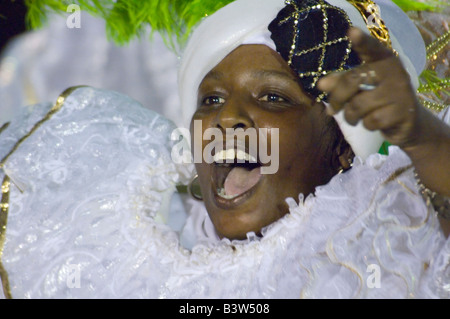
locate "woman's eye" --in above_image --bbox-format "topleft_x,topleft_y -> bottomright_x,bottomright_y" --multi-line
202,96 -> 225,106
259,93 -> 287,103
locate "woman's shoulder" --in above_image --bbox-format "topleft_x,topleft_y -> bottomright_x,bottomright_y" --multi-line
0,86 -> 177,158
0,86 -> 191,298
0,86 -> 182,179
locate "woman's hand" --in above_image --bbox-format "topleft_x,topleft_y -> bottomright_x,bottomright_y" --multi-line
318,27 -> 450,236
318,27 -> 427,149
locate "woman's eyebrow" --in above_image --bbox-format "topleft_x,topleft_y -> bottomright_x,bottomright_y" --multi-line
203,69 -> 298,82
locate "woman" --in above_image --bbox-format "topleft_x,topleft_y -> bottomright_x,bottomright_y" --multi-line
180,0 -> 450,241
0,0 -> 448,298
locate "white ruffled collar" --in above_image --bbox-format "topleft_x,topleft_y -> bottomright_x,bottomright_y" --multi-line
151,147 -> 444,298
178,149 -> 387,248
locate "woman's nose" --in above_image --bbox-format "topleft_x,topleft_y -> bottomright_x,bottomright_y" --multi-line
215,98 -> 254,131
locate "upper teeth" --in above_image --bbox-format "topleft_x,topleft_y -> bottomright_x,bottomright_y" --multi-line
213,149 -> 257,163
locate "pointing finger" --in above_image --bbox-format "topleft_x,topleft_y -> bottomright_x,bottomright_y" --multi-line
348,27 -> 395,63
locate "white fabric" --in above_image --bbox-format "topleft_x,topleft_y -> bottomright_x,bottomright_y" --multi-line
0,13 -> 181,127
178,0 -> 426,159
242,31 -> 277,51
0,87 -> 448,298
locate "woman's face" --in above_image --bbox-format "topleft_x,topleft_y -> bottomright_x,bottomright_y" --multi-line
191,44 -> 338,240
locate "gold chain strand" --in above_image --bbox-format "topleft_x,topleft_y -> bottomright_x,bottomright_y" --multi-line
0,175 -> 11,299
419,30 -> 450,113
294,36 -> 350,56
419,98 -> 448,113
0,86 -> 85,299
312,4 -> 330,89
426,30 -> 450,61
280,2 -> 349,26
417,78 -> 450,94
0,86 -> 86,170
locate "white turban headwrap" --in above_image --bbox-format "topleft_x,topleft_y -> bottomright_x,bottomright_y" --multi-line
178,0 -> 426,159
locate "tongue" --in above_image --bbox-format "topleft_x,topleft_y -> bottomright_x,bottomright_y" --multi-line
224,166 -> 261,197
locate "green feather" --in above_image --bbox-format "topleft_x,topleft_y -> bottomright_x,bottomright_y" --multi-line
22,0 -> 445,50
418,70 -> 450,99
23,0 -> 236,51
391,0 -> 444,12
24,0 -> 70,28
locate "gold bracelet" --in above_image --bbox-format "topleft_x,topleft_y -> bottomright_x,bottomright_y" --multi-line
415,172 -> 450,220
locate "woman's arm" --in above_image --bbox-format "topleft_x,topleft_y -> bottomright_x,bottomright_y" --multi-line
318,27 -> 450,236
403,107 -> 450,237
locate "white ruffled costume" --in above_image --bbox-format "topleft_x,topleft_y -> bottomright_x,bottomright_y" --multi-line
1,0 -> 449,299
0,86 -> 449,299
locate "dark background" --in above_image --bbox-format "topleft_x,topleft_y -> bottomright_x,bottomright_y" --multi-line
0,0 -> 27,54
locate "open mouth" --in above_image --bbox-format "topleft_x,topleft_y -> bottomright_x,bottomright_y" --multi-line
212,148 -> 263,203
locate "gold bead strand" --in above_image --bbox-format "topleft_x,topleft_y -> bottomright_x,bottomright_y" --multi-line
426,30 -> 450,62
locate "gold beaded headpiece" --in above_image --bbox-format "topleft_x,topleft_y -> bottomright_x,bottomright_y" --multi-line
269,0 -> 395,102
